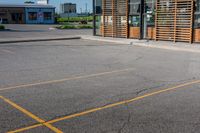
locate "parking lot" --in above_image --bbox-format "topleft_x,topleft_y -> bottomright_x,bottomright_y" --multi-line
1,39 -> 200,133
0,24 -> 92,39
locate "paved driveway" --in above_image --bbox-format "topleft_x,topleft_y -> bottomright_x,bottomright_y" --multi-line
0,39 -> 200,133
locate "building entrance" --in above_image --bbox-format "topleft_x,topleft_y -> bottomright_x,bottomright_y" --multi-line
143,0 -> 156,40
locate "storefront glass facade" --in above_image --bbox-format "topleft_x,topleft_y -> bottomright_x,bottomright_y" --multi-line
195,0 -> 200,28
94,0 -> 102,35
93,0 -> 200,43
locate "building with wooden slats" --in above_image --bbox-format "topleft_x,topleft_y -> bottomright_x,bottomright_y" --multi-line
93,0 -> 200,43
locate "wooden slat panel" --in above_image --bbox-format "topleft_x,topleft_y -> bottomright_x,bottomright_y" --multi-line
155,0 -> 193,43
102,0 -> 128,38
194,29 -> 200,42
129,27 -> 140,38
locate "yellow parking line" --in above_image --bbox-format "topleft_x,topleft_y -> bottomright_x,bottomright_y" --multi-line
8,124 -> 43,133
0,96 -> 63,133
1,49 -> 15,54
7,79 -> 200,133
0,68 -> 135,92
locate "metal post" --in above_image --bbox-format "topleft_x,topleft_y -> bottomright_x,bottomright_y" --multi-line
126,0 -> 130,38
139,0 -> 144,39
93,0 -> 96,36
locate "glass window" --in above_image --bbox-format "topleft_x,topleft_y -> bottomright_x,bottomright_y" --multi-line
195,0 -> 200,12
145,0 -> 155,13
28,12 -> 37,20
129,15 -> 140,27
129,0 -> 140,14
95,16 -> 102,35
94,0 -> 102,36
11,14 -> 17,21
195,0 -> 200,28
0,12 -> 6,16
95,0 -> 102,14
194,14 -> 200,28
144,0 -> 156,27
44,12 -> 52,20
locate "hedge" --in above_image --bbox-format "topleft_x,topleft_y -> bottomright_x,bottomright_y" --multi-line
0,25 -> 5,30
57,16 -> 93,23
56,25 -> 93,29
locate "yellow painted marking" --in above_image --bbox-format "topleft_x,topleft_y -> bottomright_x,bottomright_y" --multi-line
1,49 -> 15,54
8,124 -> 43,133
8,80 -> 200,133
0,96 -> 63,133
0,68 -> 135,92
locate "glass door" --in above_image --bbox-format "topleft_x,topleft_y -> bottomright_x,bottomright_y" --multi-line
143,0 -> 156,39
129,0 -> 141,39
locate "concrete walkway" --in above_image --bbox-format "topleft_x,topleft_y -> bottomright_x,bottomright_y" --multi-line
1,30 -> 200,53
82,35 -> 200,53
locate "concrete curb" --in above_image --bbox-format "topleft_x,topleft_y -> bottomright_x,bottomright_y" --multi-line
1,35 -> 200,54
81,35 -> 200,53
132,43 -> 200,53
0,37 -> 81,44
81,36 -> 133,44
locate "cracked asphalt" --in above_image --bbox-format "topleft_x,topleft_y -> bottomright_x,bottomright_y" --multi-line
0,39 -> 200,133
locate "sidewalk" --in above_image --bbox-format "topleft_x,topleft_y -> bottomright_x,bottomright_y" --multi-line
82,35 -> 200,53
1,34 -> 200,53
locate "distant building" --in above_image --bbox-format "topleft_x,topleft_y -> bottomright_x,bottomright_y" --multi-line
0,4 -> 55,24
37,0 -> 49,5
60,3 -> 77,17
60,3 -> 76,14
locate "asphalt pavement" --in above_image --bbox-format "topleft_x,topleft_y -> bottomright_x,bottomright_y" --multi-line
0,24 -> 92,39
0,39 -> 200,133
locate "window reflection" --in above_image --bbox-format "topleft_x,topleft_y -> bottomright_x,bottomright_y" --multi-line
195,0 -> 200,28
95,0 -> 102,14
129,0 -> 140,14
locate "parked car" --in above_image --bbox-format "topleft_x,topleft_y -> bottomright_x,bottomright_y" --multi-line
79,20 -> 87,24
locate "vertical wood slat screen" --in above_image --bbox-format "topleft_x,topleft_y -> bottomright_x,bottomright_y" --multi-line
102,0 -> 112,37
102,0 -> 129,38
155,0 -> 194,43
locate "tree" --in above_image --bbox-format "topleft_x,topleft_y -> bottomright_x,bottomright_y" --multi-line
24,1 -> 35,4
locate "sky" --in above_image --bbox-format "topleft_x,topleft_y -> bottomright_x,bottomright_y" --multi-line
0,0 -> 92,13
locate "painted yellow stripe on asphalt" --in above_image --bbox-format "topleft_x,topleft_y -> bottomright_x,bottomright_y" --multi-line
1,49 -> 15,54
8,124 -> 44,133
0,68 -> 135,92
0,96 -> 63,133
8,79 -> 200,133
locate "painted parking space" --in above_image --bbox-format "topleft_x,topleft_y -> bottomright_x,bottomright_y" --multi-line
0,96 -> 63,133
3,80 -> 200,133
51,84 -> 200,133
0,98 -> 38,133
0,69 -> 158,122
1,40 -> 200,133
0,68 -> 135,92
